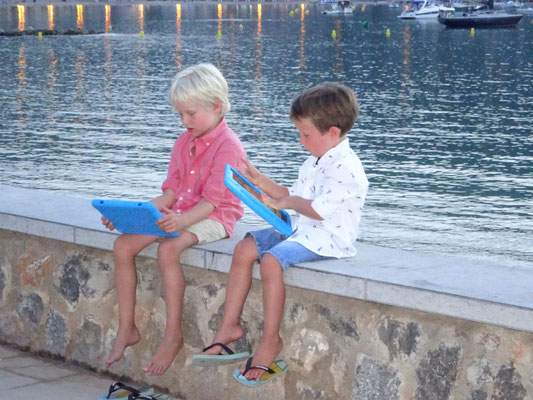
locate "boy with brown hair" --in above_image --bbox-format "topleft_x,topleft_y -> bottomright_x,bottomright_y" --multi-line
198,82 -> 368,387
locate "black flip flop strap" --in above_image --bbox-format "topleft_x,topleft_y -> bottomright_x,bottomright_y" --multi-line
201,342 -> 235,355
127,395 -> 156,400
242,357 -> 275,375
107,382 -> 140,398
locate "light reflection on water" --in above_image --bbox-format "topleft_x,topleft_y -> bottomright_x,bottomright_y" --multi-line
0,3 -> 531,269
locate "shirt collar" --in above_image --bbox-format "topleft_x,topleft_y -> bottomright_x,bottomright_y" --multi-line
316,137 -> 350,165
193,118 -> 227,145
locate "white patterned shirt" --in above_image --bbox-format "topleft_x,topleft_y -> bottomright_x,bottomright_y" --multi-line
287,138 -> 368,258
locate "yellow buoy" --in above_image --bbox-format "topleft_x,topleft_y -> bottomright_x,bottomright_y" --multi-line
290,10 -> 294,17
305,10 -> 309,15
470,27 -> 474,36
140,30 -> 144,38
362,5 -> 366,11
332,29 -> 337,39
386,28 -> 390,38
38,31 -> 42,40
239,24 -> 243,30
217,30 -> 221,37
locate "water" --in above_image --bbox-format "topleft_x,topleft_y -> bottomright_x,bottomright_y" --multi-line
0,3 -> 532,269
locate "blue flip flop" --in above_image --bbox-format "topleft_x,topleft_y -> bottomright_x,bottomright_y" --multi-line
192,342 -> 250,367
97,382 -> 154,399
232,357 -> 288,388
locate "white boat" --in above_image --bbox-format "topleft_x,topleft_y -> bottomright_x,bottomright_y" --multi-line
323,1 -> 354,14
398,0 -> 454,19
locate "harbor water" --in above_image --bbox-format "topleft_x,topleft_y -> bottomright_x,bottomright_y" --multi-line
0,2 -> 532,269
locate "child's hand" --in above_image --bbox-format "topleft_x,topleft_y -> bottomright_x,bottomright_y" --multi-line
239,159 -> 263,188
261,193 -> 289,210
101,216 -> 115,231
156,206 -> 184,233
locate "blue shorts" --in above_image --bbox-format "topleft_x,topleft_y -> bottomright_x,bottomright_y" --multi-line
246,228 -> 331,271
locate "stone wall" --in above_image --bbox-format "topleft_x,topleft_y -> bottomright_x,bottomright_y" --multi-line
0,229 -> 531,400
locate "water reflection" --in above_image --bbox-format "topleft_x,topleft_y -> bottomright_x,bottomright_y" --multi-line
47,5 -> 54,30
175,4 -> 181,35
0,3 -> 531,269
138,4 -> 144,32
76,4 -> 83,30
299,5 -> 306,69
16,42 -> 26,121
174,4 -> 183,71
217,3 -> 222,36
17,5 -> 24,31
105,4 -> 111,33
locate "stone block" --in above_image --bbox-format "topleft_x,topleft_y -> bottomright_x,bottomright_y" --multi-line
352,354 -> 401,400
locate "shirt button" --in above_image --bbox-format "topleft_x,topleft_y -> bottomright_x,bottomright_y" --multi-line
179,197 -> 183,201
190,170 -> 195,174
206,142 -> 210,146
187,189 -> 191,193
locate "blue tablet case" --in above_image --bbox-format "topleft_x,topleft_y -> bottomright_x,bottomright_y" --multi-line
224,164 -> 293,236
92,199 -> 178,237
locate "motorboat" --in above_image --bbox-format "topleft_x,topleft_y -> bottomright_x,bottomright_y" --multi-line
438,0 -> 523,27
323,1 -> 354,14
438,10 -> 523,26
398,0 -> 454,19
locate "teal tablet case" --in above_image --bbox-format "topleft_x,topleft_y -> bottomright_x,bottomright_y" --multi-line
224,165 -> 293,236
92,199 -> 178,237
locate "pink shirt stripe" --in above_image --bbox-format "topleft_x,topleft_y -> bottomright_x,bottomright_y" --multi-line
161,118 -> 246,236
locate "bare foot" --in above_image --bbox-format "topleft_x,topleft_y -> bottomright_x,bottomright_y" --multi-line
144,333 -> 184,375
105,326 -> 141,368
202,324 -> 244,355
241,336 -> 283,381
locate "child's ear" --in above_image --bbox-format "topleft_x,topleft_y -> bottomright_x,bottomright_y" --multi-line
213,99 -> 222,113
328,126 -> 341,139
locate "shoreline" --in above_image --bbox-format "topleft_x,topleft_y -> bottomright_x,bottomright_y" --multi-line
2,0 -> 395,7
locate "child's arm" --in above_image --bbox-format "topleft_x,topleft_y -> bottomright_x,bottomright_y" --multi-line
156,198 -> 215,234
150,189 -> 177,211
263,194 -> 323,221
239,159 -> 289,199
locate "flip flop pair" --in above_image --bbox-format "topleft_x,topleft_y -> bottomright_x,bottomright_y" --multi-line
97,382 -> 154,400
232,357 -> 288,388
191,342 -> 250,367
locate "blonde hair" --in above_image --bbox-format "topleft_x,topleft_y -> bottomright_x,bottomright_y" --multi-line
169,63 -> 230,116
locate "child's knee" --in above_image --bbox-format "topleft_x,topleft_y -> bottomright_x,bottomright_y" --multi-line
234,236 -> 258,260
259,254 -> 283,280
157,239 -> 182,260
113,235 -> 136,257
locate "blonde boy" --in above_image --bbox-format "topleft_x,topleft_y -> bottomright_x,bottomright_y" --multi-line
102,63 -> 246,375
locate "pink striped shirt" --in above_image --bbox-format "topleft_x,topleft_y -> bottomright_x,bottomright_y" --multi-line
161,119 -> 246,236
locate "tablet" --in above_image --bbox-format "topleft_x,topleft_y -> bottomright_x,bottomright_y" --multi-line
92,199 -> 178,237
224,164 -> 293,236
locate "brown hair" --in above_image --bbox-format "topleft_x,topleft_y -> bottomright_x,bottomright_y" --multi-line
290,82 -> 359,136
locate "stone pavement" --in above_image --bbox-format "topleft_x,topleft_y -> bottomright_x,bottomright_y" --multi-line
0,343 -> 175,400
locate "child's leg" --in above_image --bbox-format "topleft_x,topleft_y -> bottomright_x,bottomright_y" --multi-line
241,253 -> 285,380
143,231 -> 198,375
106,234 -> 159,368
202,235 -> 259,355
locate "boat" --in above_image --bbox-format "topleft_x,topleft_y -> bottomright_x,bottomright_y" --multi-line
438,0 -> 523,27
323,1 -> 353,14
398,0 -> 454,19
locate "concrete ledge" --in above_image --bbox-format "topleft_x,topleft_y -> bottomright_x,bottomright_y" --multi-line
1,184 -> 532,333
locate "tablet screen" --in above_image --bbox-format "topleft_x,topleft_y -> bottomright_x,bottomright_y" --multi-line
233,172 -> 289,223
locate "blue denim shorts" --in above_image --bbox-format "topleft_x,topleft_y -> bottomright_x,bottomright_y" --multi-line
246,227 -> 331,271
